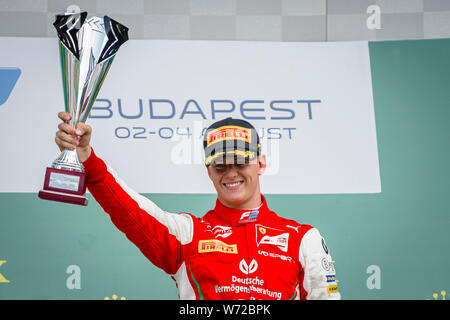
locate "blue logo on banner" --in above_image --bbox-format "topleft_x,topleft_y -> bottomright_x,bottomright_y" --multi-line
0,68 -> 21,106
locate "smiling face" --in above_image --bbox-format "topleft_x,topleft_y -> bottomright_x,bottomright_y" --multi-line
207,155 -> 266,210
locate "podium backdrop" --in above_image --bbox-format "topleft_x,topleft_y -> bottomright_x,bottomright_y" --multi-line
0,38 -> 449,300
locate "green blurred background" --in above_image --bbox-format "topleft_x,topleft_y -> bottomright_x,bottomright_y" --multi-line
1,38 -> 449,300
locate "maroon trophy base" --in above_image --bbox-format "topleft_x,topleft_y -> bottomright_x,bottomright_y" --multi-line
38,167 -> 88,206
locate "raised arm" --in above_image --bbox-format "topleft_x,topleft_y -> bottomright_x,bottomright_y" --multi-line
54,112 -> 194,275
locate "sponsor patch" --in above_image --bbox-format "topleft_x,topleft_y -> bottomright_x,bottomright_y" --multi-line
327,285 -> 338,294
239,210 -> 259,224
198,239 -> 238,254
326,275 -> 336,283
258,250 -> 294,263
255,224 -> 289,252
322,238 -> 329,254
206,125 -> 251,147
239,259 -> 258,274
212,225 -> 233,238
321,257 -> 335,272
286,225 -> 301,233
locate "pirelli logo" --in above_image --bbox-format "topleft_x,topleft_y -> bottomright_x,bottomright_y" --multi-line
198,240 -> 238,254
206,126 -> 251,147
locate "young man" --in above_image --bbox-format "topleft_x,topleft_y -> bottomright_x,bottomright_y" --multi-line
55,114 -> 341,300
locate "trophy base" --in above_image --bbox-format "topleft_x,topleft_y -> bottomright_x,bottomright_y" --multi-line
38,167 -> 88,206
38,189 -> 88,206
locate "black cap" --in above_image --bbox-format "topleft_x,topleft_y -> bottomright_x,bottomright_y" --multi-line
203,118 -> 261,166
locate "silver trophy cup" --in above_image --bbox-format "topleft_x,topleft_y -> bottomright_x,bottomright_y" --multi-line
38,12 -> 128,206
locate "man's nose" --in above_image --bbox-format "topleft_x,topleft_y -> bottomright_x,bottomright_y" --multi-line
224,165 -> 239,177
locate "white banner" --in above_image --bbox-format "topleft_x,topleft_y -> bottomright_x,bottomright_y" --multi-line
0,37 -> 380,194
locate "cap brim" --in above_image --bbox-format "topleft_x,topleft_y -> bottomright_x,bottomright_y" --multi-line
205,149 -> 257,166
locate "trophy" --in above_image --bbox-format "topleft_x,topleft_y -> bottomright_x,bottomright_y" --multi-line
38,12 -> 128,206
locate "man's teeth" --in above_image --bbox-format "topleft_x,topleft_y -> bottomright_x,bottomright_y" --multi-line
225,181 -> 242,187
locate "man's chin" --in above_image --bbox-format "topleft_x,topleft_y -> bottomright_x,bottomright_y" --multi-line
219,193 -> 247,208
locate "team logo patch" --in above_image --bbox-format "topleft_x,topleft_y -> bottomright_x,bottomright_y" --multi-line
206,125 -> 251,147
198,239 -> 238,254
255,224 -> 289,252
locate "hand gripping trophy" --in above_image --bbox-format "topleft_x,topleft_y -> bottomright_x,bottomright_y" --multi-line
38,12 -> 128,205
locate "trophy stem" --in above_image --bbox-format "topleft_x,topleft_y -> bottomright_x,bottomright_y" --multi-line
52,149 -> 84,172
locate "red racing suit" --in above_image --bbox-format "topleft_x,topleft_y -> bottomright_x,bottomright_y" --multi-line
83,149 -> 341,300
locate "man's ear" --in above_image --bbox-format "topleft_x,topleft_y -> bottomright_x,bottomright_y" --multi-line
257,154 -> 267,175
